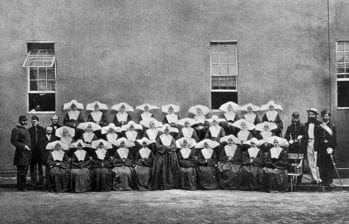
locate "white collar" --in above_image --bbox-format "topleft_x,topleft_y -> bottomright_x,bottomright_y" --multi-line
74,149 -> 87,161
166,114 -> 178,123
68,110 -> 80,120
237,130 -> 250,141
224,112 -> 236,121
116,112 -> 128,122
266,110 -> 278,121
146,129 -> 159,141
209,125 -> 221,138
201,148 -> 214,159
160,134 -> 173,146
90,111 -> 102,122
83,132 -> 95,143
52,150 -> 65,161
95,148 -> 107,160
139,147 -> 151,159
224,145 -> 237,157
180,147 -> 192,159
181,127 -> 194,138
248,147 -> 260,158
117,147 -> 129,159
244,113 -> 256,124
270,146 -> 283,159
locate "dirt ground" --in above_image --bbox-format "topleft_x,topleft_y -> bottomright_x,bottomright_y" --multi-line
0,188 -> 348,224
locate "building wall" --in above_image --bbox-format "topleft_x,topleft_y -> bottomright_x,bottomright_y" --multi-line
0,0 -> 346,171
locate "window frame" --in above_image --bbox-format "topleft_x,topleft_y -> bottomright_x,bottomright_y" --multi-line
336,41 -> 349,109
209,40 -> 239,109
26,41 -> 56,114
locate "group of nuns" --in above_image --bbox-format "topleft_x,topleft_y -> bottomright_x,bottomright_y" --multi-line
45,99 -> 289,193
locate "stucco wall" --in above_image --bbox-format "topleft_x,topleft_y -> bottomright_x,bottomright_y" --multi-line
0,0 -> 345,171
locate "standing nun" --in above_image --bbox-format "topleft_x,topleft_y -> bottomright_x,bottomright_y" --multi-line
218,135 -> 242,190
263,136 -> 289,192
176,118 -> 199,141
195,139 -> 220,190
205,115 -> 226,142
176,137 -> 197,190
101,123 -> 121,155
55,126 -> 75,147
91,139 -> 114,192
141,118 -> 163,152
112,137 -> 135,191
152,124 -> 179,190
121,121 -> 143,158
133,137 -> 155,190
70,139 -> 91,193
232,119 -> 255,143
240,138 -> 267,191
136,103 -> 159,123
261,101 -> 284,137
63,100 -> 85,129
219,101 -> 242,135
255,122 -> 277,141
86,101 -> 108,127
46,141 -> 70,193
241,103 -> 261,125
162,104 -> 180,126
111,103 -> 134,127
77,122 -> 101,147
188,105 -> 210,141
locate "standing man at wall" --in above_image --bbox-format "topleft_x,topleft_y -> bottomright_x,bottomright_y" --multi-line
28,115 -> 46,186
304,108 -> 322,184
10,115 -> 32,191
315,110 -> 337,190
50,114 -> 61,136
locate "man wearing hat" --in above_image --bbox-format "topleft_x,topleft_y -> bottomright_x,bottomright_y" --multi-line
28,115 -> 46,186
315,109 -> 337,189
304,108 -> 322,184
10,115 -> 32,191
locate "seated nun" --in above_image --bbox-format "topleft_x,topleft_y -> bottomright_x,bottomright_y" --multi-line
241,103 -> 261,125
176,137 -> 197,190
121,121 -> 143,158
218,135 -> 242,190
188,105 -> 210,141
136,103 -> 159,123
63,100 -> 85,128
101,123 -> 122,155
112,137 -> 135,191
240,138 -> 267,191
261,101 -> 284,137
133,137 -> 155,190
232,119 -> 255,144
263,136 -> 289,192
70,140 -> 91,193
141,118 -> 162,152
77,122 -> 101,147
111,102 -> 134,127
219,101 -> 242,135
176,118 -> 199,141
162,104 -> 180,127
86,101 -> 108,127
195,139 -> 220,190
152,124 -> 179,190
45,141 -> 70,193
91,139 -> 114,192
205,115 -> 226,142
255,122 -> 277,141
55,126 -> 75,146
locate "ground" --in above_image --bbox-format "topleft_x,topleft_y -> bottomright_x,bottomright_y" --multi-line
0,187 -> 348,224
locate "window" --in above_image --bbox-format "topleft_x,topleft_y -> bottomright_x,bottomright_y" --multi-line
336,41 -> 349,108
210,41 -> 238,109
23,42 -> 56,112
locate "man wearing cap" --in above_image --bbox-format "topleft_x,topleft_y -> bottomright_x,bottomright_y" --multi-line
28,115 -> 46,186
315,110 -> 337,189
304,108 -> 321,184
50,114 -> 61,136
285,112 -> 306,154
10,115 -> 32,191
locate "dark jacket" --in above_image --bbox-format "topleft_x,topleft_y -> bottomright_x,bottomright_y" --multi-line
29,125 -> 46,164
11,125 -> 32,166
284,122 -> 306,153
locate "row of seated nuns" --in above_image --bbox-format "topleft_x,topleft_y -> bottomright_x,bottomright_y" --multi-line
45,100 -> 289,193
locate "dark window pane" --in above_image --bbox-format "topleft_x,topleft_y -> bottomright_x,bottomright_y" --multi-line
47,80 -> 55,91
211,92 -> 238,109
30,81 -> 38,91
28,93 -> 55,112
37,80 -> 46,91
338,81 -> 349,107
30,68 -> 37,79
337,63 -> 345,73
47,68 -> 55,79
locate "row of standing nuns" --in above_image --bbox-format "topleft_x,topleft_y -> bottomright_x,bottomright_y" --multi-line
61,100 -> 284,139
45,126 -> 290,192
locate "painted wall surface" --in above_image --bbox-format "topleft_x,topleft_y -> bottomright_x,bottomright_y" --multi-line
0,0 -> 346,171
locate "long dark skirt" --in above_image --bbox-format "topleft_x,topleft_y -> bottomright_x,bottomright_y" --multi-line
264,168 -> 288,191
197,166 -> 219,190
92,168 -> 113,192
218,162 -> 241,190
70,168 -> 91,193
178,167 -> 197,190
112,166 -> 134,190
134,165 -> 152,190
240,165 -> 266,191
151,152 -> 179,190
47,167 -> 70,193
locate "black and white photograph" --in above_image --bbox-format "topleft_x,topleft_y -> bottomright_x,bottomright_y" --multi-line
0,0 -> 348,223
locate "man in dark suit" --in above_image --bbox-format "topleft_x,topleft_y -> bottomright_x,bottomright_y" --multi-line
28,115 -> 46,186
10,115 -> 32,191
50,114 -> 61,136
285,112 -> 306,154
315,109 -> 337,190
